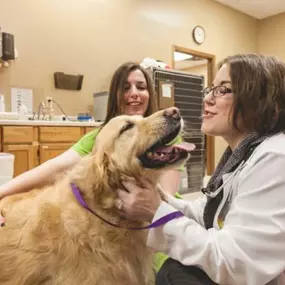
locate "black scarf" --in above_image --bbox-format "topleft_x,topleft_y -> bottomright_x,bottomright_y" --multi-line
203,132 -> 268,229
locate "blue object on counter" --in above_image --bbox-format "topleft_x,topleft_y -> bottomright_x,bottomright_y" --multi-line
77,115 -> 92,121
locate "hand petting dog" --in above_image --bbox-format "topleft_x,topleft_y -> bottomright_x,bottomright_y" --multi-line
117,177 -> 162,222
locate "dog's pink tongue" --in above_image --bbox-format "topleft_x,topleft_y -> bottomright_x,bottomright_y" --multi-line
155,142 -> 196,153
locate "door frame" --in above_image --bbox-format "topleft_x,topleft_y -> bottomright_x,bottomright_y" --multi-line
172,45 -> 216,175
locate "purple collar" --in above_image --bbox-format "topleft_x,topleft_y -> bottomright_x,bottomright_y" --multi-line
70,183 -> 184,230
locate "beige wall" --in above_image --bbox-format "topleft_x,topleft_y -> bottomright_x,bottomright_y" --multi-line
258,12 -> 285,60
0,0 -> 258,116
0,0 -> 259,166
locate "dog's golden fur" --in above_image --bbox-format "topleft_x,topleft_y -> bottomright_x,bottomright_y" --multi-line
0,109 -> 186,285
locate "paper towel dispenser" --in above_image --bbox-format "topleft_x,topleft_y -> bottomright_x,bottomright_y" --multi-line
1,32 -> 15,61
54,72 -> 84,90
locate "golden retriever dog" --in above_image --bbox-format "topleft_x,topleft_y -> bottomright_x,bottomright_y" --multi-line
0,107 -> 194,285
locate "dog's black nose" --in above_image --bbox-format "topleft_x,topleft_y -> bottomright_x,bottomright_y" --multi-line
163,107 -> 181,120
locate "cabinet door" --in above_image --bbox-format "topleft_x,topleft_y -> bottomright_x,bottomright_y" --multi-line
2,145 -> 37,177
39,143 -> 73,164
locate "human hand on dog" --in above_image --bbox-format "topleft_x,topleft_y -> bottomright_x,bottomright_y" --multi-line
117,178 -> 162,222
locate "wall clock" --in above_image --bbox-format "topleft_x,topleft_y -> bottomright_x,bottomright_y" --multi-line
192,26 -> 205,44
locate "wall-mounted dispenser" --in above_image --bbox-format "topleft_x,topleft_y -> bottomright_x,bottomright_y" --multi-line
54,72 -> 84,91
1,32 -> 15,61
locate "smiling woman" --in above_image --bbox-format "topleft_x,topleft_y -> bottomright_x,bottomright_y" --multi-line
103,62 -> 158,123
201,64 -> 238,146
119,54 -> 285,285
121,69 -> 150,116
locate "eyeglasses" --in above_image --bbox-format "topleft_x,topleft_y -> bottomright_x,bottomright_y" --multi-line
203,86 -> 232,98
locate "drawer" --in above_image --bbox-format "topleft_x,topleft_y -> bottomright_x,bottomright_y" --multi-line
2,126 -> 35,144
39,127 -> 84,143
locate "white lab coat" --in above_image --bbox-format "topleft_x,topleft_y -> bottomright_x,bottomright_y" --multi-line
148,132 -> 285,285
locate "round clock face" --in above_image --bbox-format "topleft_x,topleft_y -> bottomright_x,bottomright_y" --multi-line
193,26 -> 205,44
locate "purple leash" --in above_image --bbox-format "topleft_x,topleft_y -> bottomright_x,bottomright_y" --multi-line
70,183 -> 184,230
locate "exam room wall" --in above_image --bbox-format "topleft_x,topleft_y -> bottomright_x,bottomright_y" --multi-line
0,0 -> 258,166
257,12 -> 285,60
0,0 -> 258,116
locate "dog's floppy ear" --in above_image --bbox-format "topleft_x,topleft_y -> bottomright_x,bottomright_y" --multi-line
89,146 -> 111,185
69,142 -> 110,188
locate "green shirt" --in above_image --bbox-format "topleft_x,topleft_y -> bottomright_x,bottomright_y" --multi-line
72,128 -> 101,156
71,127 -> 184,272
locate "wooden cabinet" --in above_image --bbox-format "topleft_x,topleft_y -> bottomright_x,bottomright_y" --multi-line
1,126 -> 39,177
2,126 -> 36,144
39,143 -> 73,164
0,125 -> 96,177
38,126 -> 84,165
2,144 -> 37,177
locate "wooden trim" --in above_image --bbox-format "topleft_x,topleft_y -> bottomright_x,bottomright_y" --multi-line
172,45 -> 216,175
172,45 -> 215,65
0,126 -> 2,152
80,127 -> 85,137
33,127 -> 39,142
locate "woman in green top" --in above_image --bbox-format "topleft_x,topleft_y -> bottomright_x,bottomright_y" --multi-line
0,62 -> 183,198
0,62 -> 183,271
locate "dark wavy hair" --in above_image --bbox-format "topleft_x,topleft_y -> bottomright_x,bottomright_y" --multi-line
219,53 -> 285,135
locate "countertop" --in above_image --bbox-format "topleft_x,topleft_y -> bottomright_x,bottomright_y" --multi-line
0,119 -> 103,127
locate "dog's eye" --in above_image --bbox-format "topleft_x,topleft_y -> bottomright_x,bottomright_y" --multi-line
119,122 -> 135,135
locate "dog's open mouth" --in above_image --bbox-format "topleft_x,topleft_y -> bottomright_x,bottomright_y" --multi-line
139,127 -> 195,169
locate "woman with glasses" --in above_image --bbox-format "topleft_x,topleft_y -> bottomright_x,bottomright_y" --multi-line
118,54 -> 285,285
